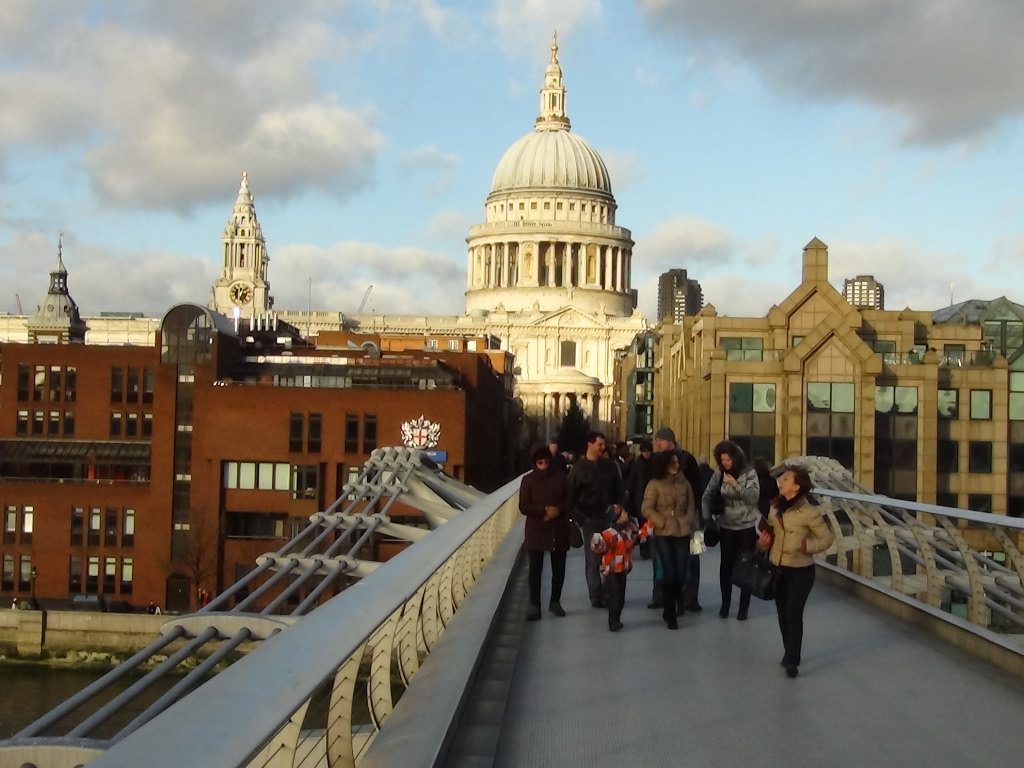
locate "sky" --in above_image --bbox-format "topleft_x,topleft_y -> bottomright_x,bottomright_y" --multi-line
1,0 -> 1023,322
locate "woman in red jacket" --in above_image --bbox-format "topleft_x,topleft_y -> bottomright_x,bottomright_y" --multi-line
519,444 -> 572,621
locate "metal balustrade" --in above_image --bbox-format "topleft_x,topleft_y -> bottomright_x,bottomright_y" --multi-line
0,448 -> 521,768
794,456 -> 1024,641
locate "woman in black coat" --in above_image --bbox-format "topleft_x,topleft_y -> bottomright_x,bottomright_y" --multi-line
519,444 -> 572,620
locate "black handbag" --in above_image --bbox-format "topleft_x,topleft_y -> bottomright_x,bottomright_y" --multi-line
567,520 -> 583,549
731,550 -> 780,600
703,518 -> 720,547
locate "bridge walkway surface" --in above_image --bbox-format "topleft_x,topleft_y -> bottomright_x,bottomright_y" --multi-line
474,546 -> 1024,768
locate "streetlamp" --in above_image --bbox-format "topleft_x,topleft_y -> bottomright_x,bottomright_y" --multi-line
30,566 -> 38,609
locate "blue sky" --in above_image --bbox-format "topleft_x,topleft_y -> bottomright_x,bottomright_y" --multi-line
1,0 -> 1022,321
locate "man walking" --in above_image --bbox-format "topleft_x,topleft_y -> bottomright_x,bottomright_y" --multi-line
568,431 -> 625,608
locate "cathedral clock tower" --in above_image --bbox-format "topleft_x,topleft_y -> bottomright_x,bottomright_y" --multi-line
210,172 -> 272,316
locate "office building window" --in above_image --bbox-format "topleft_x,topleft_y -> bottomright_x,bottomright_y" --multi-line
17,365 -> 30,400
71,507 -> 85,545
969,390 -> 992,420
34,365 -> 45,401
968,441 -> 993,473
86,556 -> 100,593
16,410 -> 28,435
65,366 -> 77,402
111,367 -> 124,403
936,492 -> 958,509
126,412 -> 138,437
88,508 -> 101,546
121,557 -> 134,594
21,506 -> 33,545
69,555 -> 82,593
103,556 -> 117,595
3,506 -> 15,545
1008,373 -> 1024,518
141,413 -> 153,437
123,508 -> 135,547
722,337 -> 764,361
110,412 -> 123,437
289,412 -> 304,452
875,385 -> 918,500
806,382 -> 855,470
1,555 -> 13,591
292,464 -> 319,499
64,410 -> 75,436
143,368 -> 154,403
126,367 -> 139,403
49,366 -> 62,402
104,508 -> 118,546
936,440 -> 959,473
18,555 -> 32,591
943,344 -> 966,366
728,382 -> 776,463
308,413 -> 322,453
968,494 -> 992,514
33,411 -> 44,435
364,414 -> 378,452
345,413 -> 359,454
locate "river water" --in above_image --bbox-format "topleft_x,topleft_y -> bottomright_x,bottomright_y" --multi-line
0,665 -> 178,740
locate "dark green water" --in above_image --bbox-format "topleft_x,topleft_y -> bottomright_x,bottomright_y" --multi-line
0,665 -> 178,739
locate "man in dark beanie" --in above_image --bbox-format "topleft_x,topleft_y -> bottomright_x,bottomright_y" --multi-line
653,426 -> 706,612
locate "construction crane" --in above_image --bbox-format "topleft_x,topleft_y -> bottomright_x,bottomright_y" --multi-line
357,284 -> 373,313
15,293 -> 23,314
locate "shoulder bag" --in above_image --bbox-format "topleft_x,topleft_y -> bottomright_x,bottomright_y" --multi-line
731,525 -> 784,600
567,519 -> 583,549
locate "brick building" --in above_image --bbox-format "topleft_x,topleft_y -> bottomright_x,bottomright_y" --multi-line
1,304 -> 516,613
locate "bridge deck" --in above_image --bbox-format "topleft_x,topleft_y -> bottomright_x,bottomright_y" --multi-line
490,548 -> 1024,767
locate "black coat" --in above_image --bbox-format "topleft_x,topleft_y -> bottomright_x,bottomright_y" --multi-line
519,466 -> 571,551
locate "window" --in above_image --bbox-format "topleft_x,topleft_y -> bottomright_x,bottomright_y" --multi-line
1,554 -> 13,591
17,365 -> 29,400
308,413 -> 322,453
143,368 -> 154,403
425,339 -> 438,350
792,336 -> 805,347
121,557 -> 134,594
127,367 -> 139,403
18,554 -> 32,591
48,410 -> 60,435
560,340 -> 577,367
364,414 -> 377,452
110,412 -> 123,437
49,366 -> 62,402
289,412 -> 304,452
123,508 -> 135,547
347,465 -> 361,500
806,382 -> 856,470
969,390 -> 991,420
936,440 -> 959,473
86,556 -> 99,593
88,508 -> 101,546
292,464 -> 319,499
64,410 -> 75,436
71,507 -> 84,545
3,506 -> 15,545
104,508 -> 118,546
21,506 -> 33,545
16,410 -> 28,435
968,494 -> 992,514
65,366 -> 77,402
141,413 -> 153,437
448,339 -> 459,351
722,337 -> 764,361
943,344 -> 966,366
69,555 -> 82,593
34,365 -> 45,401
345,413 -> 359,453
32,411 -> 43,435
226,511 -> 287,538
111,367 -> 124,403
223,461 -> 291,490
936,492 -> 958,509
968,441 -> 993,473
126,412 -> 138,437
728,382 -> 776,463
103,556 -> 117,594
875,385 -> 918,500
1009,372 -> 1024,421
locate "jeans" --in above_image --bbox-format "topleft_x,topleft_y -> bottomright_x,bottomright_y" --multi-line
775,564 -> 816,666
581,520 -> 606,604
527,549 -> 567,607
603,572 -> 627,627
654,535 -> 690,618
719,526 -> 757,611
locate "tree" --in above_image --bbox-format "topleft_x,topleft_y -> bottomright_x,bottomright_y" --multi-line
555,400 -> 591,457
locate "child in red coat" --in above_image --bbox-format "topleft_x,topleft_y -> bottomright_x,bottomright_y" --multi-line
591,506 -> 638,631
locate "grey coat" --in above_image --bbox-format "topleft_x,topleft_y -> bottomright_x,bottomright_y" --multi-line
701,466 -> 760,530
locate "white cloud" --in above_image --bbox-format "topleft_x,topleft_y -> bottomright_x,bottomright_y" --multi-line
600,150 -> 646,192
637,0 -> 1024,143
0,3 -> 384,212
425,209 -> 473,241
490,0 -> 603,55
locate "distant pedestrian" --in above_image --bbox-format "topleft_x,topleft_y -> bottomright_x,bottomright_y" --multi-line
519,443 -> 571,621
590,506 -> 638,632
758,463 -> 834,678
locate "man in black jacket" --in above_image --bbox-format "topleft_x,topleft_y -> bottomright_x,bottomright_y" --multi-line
568,431 -> 625,607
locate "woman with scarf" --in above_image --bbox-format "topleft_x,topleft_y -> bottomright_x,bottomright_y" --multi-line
519,443 -> 572,621
758,463 -> 834,678
702,440 -> 760,620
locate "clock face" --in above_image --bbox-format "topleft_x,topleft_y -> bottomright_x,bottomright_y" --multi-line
229,283 -> 252,304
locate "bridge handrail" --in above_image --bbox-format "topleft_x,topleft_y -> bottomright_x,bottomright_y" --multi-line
65,477 -> 521,768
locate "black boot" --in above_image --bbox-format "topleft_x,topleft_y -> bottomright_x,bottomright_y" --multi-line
661,583 -> 678,629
